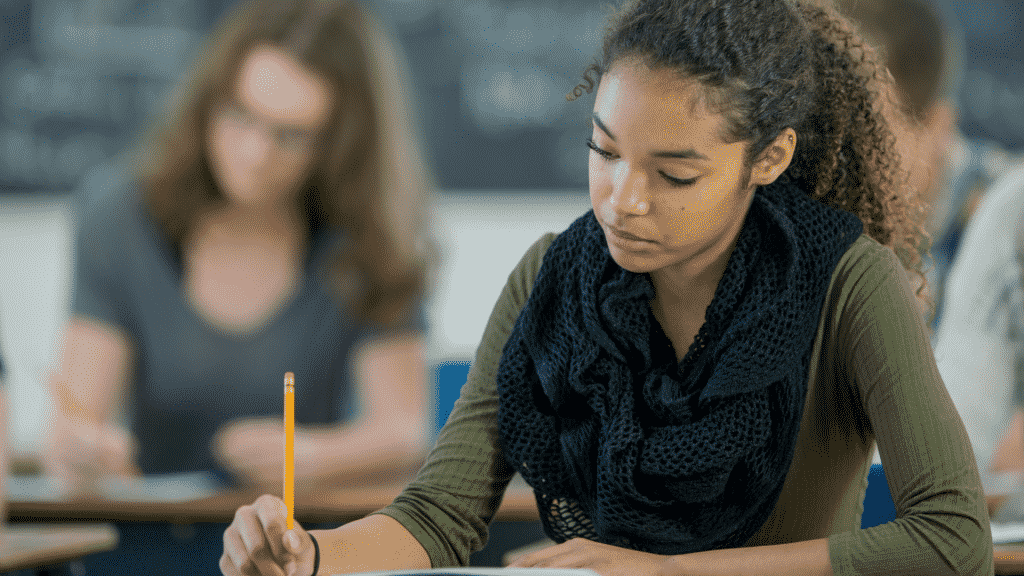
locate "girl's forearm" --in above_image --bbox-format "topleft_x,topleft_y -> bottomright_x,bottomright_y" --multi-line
663,538 -> 832,576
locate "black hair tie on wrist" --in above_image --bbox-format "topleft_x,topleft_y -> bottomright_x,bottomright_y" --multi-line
309,533 -> 320,576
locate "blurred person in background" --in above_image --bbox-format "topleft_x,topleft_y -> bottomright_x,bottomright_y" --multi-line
838,0 -> 1022,329
42,0 -> 435,495
932,160 -> 1024,520
840,0 -> 1024,518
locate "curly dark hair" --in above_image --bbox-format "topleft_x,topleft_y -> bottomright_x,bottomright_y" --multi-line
569,0 -> 931,312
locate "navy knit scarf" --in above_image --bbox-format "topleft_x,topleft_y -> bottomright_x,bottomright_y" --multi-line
496,180 -> 863,554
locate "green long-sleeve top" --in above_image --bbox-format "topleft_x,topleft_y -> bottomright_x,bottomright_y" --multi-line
375,232 -> 993,575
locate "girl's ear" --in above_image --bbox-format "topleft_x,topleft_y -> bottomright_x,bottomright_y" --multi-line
749,128 -> 797,187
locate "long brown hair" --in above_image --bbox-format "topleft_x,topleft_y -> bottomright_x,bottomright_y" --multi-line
135,0 -> 434,328
570,0 -> 931,313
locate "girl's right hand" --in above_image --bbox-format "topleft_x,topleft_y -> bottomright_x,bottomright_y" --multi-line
221,494 -> 317,576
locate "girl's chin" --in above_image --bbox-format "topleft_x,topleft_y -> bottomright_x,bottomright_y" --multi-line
607,247 -> 661,274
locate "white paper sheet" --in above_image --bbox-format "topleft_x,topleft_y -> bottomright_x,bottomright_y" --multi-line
339,565 -> 602,569
5,471 -> 222,503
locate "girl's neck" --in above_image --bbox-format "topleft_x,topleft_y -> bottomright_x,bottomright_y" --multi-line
649,225 -> 742,313
646,222 -> 742,361
199,200 -> 308,246
181,199 -> 310,336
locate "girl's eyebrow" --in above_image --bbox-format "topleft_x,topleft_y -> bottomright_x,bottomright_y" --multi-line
592,113 -> 616,140
651,148 -> 708,161
592,112 -> 709,161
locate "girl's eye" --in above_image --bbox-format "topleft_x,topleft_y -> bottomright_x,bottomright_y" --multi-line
586,138 -> 614,160
660,172 -> 699,187
588,138 -> 698,187
275,130 -> 314,150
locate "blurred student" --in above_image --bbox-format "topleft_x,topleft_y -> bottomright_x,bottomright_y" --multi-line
838,0 -> 1022,327
932,161 -> 1024,518
43,0 -> 435,495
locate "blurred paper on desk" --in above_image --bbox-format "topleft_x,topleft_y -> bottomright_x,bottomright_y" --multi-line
342,565 -> 598,569
6,471 -> 222,503
96,471 -> 223,502
4,475 -> 70,502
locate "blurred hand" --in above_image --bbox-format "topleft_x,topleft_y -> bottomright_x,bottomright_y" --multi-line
213,418 -> 327,493
42,412 -> 140,486
221,494 -> 316,576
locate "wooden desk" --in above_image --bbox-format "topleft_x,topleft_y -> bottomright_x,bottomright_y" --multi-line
996,543 -> 1024,575
8,475 -> 539,574
21,486 -> 1018,574
8,477 -> 539,524
0,523 -> 118,572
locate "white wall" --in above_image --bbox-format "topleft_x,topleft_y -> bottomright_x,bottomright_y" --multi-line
426,191 -> 590,362
0,191 -> 591,455
0,196 -> 75,456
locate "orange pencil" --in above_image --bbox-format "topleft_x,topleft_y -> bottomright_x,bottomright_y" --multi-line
284,371 -> 295,530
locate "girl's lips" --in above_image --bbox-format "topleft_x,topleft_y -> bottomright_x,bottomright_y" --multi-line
608,225 -> 653,242
611,228 -> 649,242
605,224 -> 657,250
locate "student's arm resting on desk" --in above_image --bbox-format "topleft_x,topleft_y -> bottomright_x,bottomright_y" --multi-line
509,536 -> 831,576
213,332 -> 432,491
503,239 -> 989,576
825,241 -> 992,575
44,188 -> 142,480
44,317 -> 138,479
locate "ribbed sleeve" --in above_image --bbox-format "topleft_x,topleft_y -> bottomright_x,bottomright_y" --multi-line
374,233 -> 557,567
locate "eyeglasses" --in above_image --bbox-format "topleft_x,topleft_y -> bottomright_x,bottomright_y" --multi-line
211,100 -> 322,154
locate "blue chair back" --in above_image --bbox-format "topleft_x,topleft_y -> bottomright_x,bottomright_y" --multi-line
861,463 -> 897,528
434,360 -> 472,434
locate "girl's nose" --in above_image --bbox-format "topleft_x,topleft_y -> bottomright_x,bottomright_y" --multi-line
236,128 -> 273,166
609,163 -> 650,216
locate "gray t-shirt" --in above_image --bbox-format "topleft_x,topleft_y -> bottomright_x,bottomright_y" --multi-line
72,186 -> 405,477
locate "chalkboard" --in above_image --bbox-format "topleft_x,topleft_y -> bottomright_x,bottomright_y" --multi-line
3,0 -> 1020,195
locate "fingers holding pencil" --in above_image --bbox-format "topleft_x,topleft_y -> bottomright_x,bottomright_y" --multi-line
221,372 -> 310,576
221,494 -> 316,576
